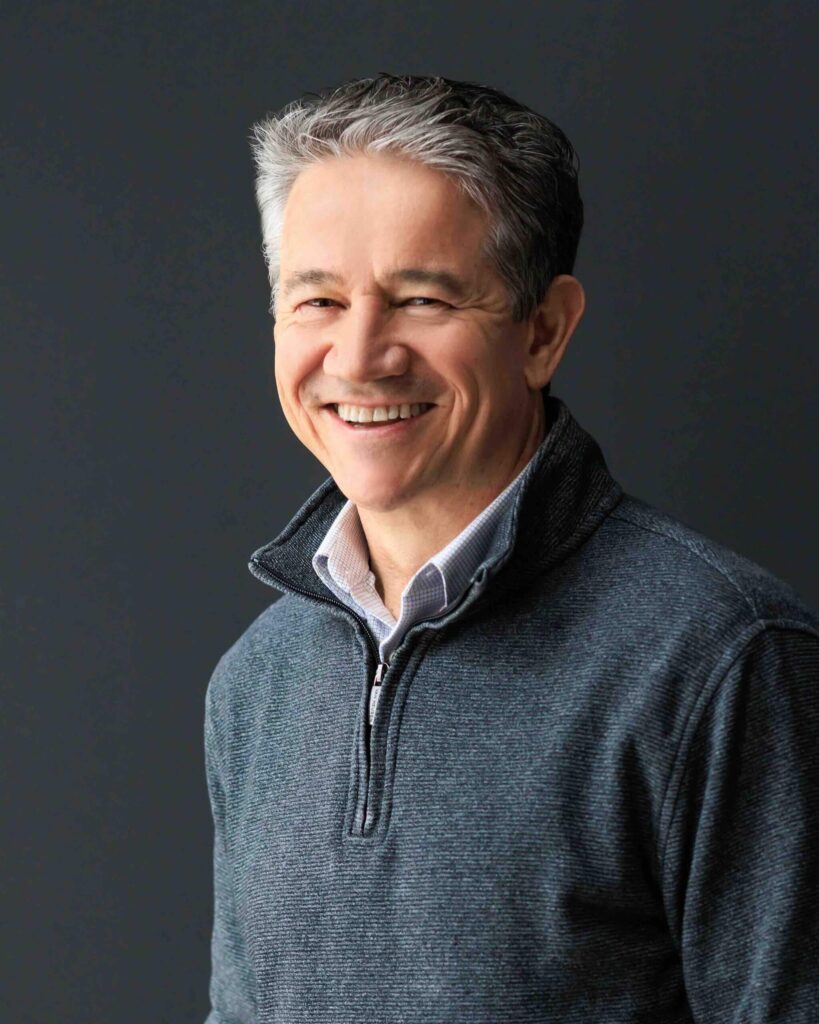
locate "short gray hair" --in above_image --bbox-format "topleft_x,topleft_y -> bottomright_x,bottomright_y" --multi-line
250,72 -> 583,342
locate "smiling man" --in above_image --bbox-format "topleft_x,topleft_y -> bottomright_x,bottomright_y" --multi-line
204,74 -> 819,1024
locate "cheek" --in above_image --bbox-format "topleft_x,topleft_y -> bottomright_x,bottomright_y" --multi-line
274,334 -> 321,403
425,325 -> 510,398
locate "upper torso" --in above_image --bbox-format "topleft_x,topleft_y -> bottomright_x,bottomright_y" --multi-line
205,396 -> 819,1023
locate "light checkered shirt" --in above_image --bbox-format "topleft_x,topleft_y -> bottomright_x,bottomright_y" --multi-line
312,450 -> 538,720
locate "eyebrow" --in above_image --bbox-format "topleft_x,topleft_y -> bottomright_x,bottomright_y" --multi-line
280,267 -> 470,299
281,269 -> 344,296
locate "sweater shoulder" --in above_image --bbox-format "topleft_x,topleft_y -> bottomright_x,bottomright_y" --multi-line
204,593 -> 305,730
606,494 -> 819,634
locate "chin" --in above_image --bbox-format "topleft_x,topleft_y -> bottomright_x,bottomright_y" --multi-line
333,470 -> 414,513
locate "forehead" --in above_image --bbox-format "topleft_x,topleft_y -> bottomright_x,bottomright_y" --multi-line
279,152 -> 491,274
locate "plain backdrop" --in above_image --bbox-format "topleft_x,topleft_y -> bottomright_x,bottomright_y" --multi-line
2,2 -> 817,1020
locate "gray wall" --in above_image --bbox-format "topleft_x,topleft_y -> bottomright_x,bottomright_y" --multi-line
3,1 -> 816,1020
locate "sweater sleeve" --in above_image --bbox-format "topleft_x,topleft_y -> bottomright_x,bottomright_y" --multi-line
660,623 -> 819,1023
204,697 -> 257,1024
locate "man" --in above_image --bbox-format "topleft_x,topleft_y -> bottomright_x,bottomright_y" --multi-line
204,73 -> 819,1023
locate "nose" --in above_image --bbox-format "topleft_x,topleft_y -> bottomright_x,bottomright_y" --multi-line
323,297 -> 410,384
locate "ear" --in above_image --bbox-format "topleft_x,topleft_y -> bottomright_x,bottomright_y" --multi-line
523,275 -> 585,390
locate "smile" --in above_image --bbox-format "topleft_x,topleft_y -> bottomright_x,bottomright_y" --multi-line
326,402 -> 435,431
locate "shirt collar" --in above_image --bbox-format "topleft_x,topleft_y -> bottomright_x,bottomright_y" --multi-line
312,497 -> 371,593
426,451 -> 535,607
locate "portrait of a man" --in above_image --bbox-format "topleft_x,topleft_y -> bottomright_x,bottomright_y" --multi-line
203,73 -> 819,1022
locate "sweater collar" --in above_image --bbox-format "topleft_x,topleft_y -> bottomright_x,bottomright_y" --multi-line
248,394 -> 624,617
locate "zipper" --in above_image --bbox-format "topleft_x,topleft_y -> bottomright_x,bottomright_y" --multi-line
368,660 -> 388,727
250,557 -> 482,837
362,658 -> 390,831
248,559 -> 384,835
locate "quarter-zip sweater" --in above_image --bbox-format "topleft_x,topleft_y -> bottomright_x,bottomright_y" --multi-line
204,394 -> 819,1024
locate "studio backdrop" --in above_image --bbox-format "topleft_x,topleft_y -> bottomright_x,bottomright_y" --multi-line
2,2 -> 816,1021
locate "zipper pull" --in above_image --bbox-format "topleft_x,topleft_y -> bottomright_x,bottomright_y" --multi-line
369,661 -> 388,725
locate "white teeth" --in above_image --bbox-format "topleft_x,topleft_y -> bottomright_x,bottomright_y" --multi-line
336,402 -> 431,423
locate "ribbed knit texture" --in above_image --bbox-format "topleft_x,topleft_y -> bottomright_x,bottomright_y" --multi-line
204,394 -> 819,1023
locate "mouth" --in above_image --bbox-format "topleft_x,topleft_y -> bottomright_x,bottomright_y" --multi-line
324,402 -> 436,432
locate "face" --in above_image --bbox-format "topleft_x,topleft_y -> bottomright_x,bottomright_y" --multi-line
273,151 -> 548,514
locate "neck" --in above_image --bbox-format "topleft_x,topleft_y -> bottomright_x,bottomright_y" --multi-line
358,398 -> 546,620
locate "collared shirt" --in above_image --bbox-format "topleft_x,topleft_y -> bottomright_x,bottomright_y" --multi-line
312,448 -> 539,678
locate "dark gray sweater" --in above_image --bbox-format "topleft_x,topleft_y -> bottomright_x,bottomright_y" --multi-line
204,395 -> 819,1023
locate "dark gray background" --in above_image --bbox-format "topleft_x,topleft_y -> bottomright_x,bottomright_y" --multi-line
3,1 -> 816,1020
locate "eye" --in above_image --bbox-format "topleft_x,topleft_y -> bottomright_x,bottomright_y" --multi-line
300,298 -> 337,309
403,297 -> 448,307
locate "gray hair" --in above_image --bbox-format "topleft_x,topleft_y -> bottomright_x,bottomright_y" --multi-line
250,73 -> 584,361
